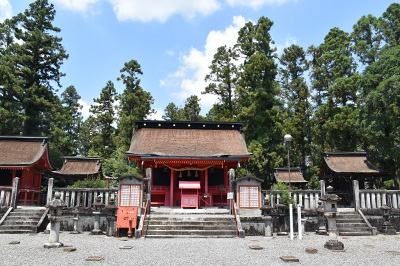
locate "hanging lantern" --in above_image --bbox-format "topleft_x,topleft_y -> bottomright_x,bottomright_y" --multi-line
179,171 -> 182,178
195,171 -> 198,178
187,170 -> 191,177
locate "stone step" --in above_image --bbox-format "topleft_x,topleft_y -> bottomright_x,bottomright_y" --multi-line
146,229 -> 237,236
339,231 -> 372,236
145,234 -> 236,238
147,216 -> 235,222
338,227 -> 371,232
7,213 -> 43,218
0,229 -> 33,234
337,223 -> 369,228
337,214 -> 361,219
0,224 -> 36,230
146,225 -> 236,230
145,220 -> 234,226
336,219 -> 364,223
2,220 -> 38,225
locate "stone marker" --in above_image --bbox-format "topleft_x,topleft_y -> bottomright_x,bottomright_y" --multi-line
280,256 -> 299,262
249,245 -> 263,250
364,245 -> 374,248
305,248 -> 318,254
85,256 -> 104,261
385,251 -> 400,255
9,241 -> 20,245
342,237 -> 348,239
63,247 -> 77,252
119,238 -> 129,241
119,246 -> 133,249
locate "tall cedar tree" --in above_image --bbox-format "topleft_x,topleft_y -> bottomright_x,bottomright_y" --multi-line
117,60 -> 154,149
14,0 -> 68,136
89,81 -> 117,158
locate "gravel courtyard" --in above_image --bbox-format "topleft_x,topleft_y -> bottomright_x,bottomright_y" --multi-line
1,232 -> 400,265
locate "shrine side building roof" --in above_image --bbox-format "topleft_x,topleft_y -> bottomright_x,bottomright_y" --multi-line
318,152 -> 388,178
52,157 -> 102,179
125,120 -> 252,160
274,168 -> 308,183
0,136 -> 52,170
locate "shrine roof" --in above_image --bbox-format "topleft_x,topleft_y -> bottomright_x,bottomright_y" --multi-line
126,120 -> 252,160
274,168 -> 308,183
52,157 -> 102,178
318,152 -> 388,177
0,136 -> 52,169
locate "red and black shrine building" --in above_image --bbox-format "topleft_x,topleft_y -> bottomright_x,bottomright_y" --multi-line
125,120 -> 252,208
0,136 -> 52,205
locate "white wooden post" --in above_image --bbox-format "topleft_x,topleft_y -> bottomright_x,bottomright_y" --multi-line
353,180 -> 360,211
371,193 -> 376,209
10,177 -> 20,209
376,192 -> 382,208
366,193 -> 371,209
360,192 -> 366,209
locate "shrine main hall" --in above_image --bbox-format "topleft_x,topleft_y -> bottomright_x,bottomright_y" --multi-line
125,120 -> 252,208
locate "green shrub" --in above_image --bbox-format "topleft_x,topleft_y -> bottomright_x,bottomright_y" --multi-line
68,176 -> 108,188
271,181 -> 298,209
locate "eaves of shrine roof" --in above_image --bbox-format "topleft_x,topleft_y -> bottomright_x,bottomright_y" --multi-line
274,168 -> 308,183
125,120 -> 252,160
0,136 -> 52,170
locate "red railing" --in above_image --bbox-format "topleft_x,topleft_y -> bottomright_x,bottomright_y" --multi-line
142,199 -> 150,237
232,200 -> 239,237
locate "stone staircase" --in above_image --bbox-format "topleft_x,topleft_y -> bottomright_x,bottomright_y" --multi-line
144,207 -> 238,238
0,207 -> 47,234
336,211 -> 373,236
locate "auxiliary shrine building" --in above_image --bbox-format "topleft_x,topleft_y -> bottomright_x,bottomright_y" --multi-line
125,120 -> 252,208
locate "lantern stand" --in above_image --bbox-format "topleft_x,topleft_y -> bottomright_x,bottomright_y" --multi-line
260,198 -> 274,238
44,192 -> 66,248
276,198 -> 288,236
104,198 -> 118,237
70,207 -> 80,234
321,186 -> 344,250
90,195 -> 105,235
380,205 -> 396,235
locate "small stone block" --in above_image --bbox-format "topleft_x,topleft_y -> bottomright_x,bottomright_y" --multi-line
385,251 -> 400,255
119,238 -> 129,241
305,248 -> 318,254
9,241 -> 20,245
251,240 -> 259,242
280,256 -> 299,262
364,245 -> 374,248
85,256 -> 104,261
249,245 -> 263,250
342,237 -> 348,239
119,246 -> 133,249
63,248 -> 76,252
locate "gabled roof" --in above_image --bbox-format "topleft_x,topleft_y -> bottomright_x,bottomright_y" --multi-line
0,136 -> 52,170
125,120 -> 252,160
274,168 -> 308,183
318,152 -> 388,177
52,157 -> 102,179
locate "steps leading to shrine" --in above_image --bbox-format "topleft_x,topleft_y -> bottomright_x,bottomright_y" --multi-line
336,212 -> 373,236
0,207 -> 47,234
144,207 -> 238,238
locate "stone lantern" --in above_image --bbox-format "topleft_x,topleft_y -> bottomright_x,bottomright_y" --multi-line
321,187 -> 344,250
104,198 -> 118,237
276,198 -> 288,236
90,195 -> 105,235
380,205 -> 396,235
260,198 -> 274,237
44,192 -> 66,248
70,207 -> 80,234
316,200 -> 327,235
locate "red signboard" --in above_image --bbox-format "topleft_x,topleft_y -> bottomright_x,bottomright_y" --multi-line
181,194 -> 198,208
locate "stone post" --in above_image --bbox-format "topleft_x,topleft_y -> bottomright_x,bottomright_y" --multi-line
297,204 -> 302,240
261,198 -> 274,238
229,168 -> 235,212
10,177 -> 20,209
321,189 -> 344,250
319,180 -> 326,197
316,200 -> 327,235
90,195 -> 105,235
104,198 -> 118,237
353,180 -> 360,211
70,208 -> 80,234
46,178 -> 54,205
44,192 -> 66,248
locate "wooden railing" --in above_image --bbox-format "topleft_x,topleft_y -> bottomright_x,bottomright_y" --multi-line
359,189 -> 400,209
262,190 -> 321,210
142,199 -> 150,237
50,188 -> 119,208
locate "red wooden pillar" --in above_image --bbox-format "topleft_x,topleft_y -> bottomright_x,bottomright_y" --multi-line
205,169 -> 208,194
170,170 -> 174,206
224,166 -> 229,206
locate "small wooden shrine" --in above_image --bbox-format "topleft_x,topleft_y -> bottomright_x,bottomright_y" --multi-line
125,120 -> 252,208
274,167 -> 308,188
0,136 -> 52,205
52,157 -> 103,181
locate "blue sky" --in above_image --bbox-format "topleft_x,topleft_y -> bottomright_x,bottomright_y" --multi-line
0,0 -> 396,119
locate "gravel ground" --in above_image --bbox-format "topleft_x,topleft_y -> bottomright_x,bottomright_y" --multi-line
1,232 -> 400,265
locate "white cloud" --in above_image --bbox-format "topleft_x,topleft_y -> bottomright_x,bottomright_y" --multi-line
226,0 -> 295,9
0,0 -> 12,22
162,16 -> 246,110
109,0 -> 221,22
78,99 -> 91,119
165,50 -> 175,56
148,108 -> 164,120
53,0 -> 101,12
274,35 -> 297,56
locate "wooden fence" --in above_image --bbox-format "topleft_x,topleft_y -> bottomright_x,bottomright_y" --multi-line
262,190 -> 321,210
0,177 -> 20,208
353,180 -> 400,210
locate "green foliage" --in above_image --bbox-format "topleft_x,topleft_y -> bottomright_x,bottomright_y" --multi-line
68,177 -> 108,189
271,182 -> 298,209
102,147 -> 142,178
